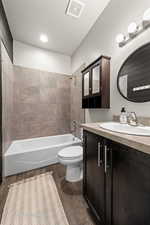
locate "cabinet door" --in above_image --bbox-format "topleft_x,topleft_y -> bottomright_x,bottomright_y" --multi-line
83,131 -> 106,225
111,141 -> 150,225
83,71 -> 90,97
91,63 -> 101,95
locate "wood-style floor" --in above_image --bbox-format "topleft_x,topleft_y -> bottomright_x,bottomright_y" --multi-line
0,164 -> 95,225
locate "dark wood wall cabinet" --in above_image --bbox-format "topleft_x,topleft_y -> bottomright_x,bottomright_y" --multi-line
82,56 -> 110,109
83,130 -> 150,225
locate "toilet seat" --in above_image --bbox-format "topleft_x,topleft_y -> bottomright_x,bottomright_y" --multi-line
58,146 -> 83,160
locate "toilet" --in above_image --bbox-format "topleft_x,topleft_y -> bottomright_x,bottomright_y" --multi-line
58,146 -> 83,182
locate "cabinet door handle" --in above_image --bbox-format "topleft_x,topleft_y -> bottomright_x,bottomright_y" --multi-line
98,142 -> 102,167
104,145 -> 108,173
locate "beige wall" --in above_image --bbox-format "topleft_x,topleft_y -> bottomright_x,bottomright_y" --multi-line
70,65 -> 85,138
2,42 -> 14,153
72,0 -> 150,122
13,66 -> 71,140
14,41 -> 71,75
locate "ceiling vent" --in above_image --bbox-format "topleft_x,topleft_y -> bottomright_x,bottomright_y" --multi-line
66,0 -> 85,18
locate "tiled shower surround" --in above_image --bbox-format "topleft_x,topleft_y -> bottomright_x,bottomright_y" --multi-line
13,66 -> 71,140
2,42 -> 85,151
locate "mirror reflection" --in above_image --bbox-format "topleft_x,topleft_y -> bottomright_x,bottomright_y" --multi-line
84,72 -> 90,96
117,43 -> 150,102
92,65 -> 100,94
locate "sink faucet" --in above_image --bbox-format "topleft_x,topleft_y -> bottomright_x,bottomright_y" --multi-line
127,112 -> 138,126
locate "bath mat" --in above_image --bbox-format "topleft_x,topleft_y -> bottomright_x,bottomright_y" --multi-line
1,172 -> 69,225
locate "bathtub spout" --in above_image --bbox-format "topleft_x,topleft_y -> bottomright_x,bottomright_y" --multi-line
73,136 -> 76,141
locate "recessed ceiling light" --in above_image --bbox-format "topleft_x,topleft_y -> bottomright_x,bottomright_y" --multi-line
40,34 -> 48,43
66,0 -> 85,18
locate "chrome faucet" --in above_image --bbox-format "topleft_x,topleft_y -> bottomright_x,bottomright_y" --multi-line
72,120 -> 77,140
72,120 -> 76,131
127,112 -> 138,126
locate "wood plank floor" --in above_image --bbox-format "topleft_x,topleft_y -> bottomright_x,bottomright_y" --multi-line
0,164 -> 95,225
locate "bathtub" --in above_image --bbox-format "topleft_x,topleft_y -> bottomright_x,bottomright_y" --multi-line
4,134 -> 81,177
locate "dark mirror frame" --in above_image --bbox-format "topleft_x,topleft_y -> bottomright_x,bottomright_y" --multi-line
117,42 -> 150,103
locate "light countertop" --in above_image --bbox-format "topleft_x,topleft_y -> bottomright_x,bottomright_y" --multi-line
82,122 -> 150,155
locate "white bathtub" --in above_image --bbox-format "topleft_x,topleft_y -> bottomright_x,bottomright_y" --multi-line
4,134 -> 81,177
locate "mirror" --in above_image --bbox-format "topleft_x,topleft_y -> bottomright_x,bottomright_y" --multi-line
84,72 -> 90,96
92,65 -> 100,94
117,43 -> 150,102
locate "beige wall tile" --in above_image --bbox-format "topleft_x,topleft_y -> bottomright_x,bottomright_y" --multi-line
3,57 -> 84,145
13,66 -> 71,140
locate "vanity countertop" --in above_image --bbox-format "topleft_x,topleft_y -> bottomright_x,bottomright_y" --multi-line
82,122 -> 150,155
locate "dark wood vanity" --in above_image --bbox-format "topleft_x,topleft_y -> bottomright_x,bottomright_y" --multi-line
82,56 -> 110,109
83,128 -> 150,225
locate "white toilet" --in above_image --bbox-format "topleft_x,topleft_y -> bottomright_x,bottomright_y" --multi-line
58,146 -> 83,182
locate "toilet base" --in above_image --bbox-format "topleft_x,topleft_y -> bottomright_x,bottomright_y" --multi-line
66,163 -> 83,182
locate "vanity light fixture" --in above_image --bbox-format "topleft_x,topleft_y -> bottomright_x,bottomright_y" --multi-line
143,8 -> 150,27
40,34 -> 48,43
116,8 -> 150,47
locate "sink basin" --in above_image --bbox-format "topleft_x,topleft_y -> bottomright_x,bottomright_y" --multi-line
99,122 -> 150,136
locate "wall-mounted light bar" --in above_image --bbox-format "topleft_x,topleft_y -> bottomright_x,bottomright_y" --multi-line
116,8 -> 150,47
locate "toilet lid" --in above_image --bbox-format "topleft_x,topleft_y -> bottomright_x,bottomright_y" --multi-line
58,146 -> 83,159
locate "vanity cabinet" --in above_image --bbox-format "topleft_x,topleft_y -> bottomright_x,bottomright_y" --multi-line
83,132 -> 105,224
82,56 -> 110,109
83,131 -> 112,225
83,130 -> 150,225
111,141 -> 150,225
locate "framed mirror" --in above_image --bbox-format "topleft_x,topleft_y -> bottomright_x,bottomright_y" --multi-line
117,43 -> 150,102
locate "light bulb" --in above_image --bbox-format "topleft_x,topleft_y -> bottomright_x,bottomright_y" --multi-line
40,34 -> 48,43
116,34 -> 125,44
128,22 -> 138,35
143,8 -> 150,27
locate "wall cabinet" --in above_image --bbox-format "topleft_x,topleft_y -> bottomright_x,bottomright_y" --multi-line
83,130 -> 150,225
82,56 -> 110,109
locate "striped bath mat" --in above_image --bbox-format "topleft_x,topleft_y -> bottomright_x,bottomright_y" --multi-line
1,172 -> 69,225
